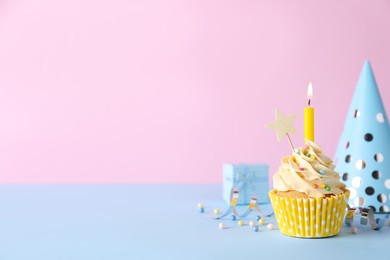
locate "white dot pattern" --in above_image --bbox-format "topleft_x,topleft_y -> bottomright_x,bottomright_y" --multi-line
269,192 -> 348,238
351,177 -> 362,188
385,179 -> 390,190
355,160 -> 366,170
374,153 -> 384,163
378,193 -> 387,203
376,113 -> 385,123
381,205 -> 389,212
354,197 -> 365,206
348,187 -> 357,199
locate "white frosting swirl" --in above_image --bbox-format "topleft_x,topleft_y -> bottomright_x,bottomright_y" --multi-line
273,140 -> 346,198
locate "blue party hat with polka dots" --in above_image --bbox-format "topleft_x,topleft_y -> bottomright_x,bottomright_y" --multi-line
335,60 -> 390,213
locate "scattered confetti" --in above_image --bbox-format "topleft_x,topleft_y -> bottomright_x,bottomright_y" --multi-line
351,226 -> 358,234
267,223 -> 274,230
218,222 -> 225,229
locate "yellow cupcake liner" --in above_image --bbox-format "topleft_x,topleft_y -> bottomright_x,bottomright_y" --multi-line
269,189 -> 350,238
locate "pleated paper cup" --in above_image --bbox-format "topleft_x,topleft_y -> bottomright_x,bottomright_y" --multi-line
269,189 -> 350,238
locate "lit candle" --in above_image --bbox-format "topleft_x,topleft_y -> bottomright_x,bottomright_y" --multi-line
304,82 -> 314,143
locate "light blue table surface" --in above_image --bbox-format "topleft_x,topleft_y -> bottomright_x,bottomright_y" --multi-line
0,184 -> 388,260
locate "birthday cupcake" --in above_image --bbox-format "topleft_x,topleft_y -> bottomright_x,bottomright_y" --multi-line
266,109 -> 349,238
269,140 -> 350,238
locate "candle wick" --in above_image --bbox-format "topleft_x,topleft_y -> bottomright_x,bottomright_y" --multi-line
308,99 -> 311,107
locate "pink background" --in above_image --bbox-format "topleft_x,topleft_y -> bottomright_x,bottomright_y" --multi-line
0,0 -> 389,183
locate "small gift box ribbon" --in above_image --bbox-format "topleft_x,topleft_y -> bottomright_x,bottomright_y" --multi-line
233,167 -> 268,194
235,168 -> 254,192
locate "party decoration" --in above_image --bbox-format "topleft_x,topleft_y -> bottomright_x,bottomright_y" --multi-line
345,204 -> 388,230
214,187 -> 240,219
335,60 -> 390,213
238,196 -> 273,218
214,187 -> 272,219
223,164 -> 269,205
265,109 -> 298,142
304,82 -> 315,143
265,109 -> 297,150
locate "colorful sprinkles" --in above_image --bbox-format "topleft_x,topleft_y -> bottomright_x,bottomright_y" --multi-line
313,183 -> 330,191
306,153 -> 316,159
319,169 -> 325,175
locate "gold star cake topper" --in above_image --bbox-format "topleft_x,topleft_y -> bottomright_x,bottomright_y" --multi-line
265,109 -> 297,150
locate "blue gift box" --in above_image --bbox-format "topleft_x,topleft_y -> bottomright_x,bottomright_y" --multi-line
223,164 -> 269,205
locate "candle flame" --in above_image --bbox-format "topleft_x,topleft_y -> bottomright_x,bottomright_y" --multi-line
307,82 -> 313,99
